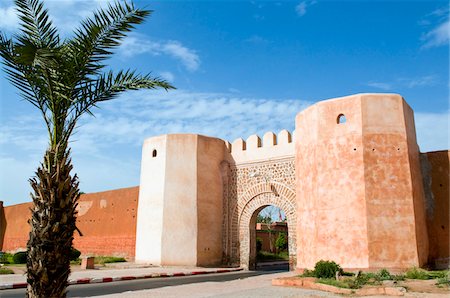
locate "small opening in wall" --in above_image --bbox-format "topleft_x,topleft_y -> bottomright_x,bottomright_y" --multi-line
152,149 -> 157,157
439,184 -> 443,187
353,148 -> 357,151
337,114 -> 346,124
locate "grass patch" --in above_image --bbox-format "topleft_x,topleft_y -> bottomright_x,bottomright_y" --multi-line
436,277 -> 450,287
405,267 -> 430,280
95,256 -> 126,265
256,251 -> 289,262
317,278 -> 352,288
405,267 -> 449,280
0,267 -> 14,274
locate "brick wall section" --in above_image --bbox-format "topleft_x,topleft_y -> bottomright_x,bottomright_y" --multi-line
421,151 -> 449,269
1,186 -> 139,258
1,202 -> 31,252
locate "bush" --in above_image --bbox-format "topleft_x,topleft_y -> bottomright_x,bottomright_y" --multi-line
314,260 -> 343,279
70,248 -> 81,261
275,232 -> 287,252
13,251 -> 27,264
0,252 -> 9,264
378,268 -> 392,281
405,267 -> 430,280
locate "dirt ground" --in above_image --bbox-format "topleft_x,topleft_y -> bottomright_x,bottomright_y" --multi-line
398,279 -> 449,295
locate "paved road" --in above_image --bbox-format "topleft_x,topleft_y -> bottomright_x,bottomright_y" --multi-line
0,264 -> 292,298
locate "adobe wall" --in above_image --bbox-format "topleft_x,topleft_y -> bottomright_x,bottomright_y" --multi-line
1,187 -> 139,258
421,150 -> 450,269
1,202 -> 31,252
295,93 -> 429,270
135,134 -> 225,266
295,95 -> 369,269
73,186 -> 139,258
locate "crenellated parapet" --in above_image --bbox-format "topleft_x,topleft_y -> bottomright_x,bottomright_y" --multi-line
226,129 -> 295,164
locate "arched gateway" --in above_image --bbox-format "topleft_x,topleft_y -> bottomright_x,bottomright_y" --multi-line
235,182 -> 297,269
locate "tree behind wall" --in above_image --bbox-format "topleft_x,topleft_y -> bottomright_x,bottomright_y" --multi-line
0,0 -> 173,296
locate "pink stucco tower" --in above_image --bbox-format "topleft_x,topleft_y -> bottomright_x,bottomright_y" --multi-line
295,93 -> 429,270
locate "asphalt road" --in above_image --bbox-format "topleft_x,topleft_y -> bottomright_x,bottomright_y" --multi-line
0,263 -> 289,298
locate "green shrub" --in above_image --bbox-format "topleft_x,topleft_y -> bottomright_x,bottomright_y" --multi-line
70,248 -> 81,261
405,267 -> 430,280
314,260 -> 342,279
0,252 -> 9,264
378,268 -> 392,281
427,270 -> 449,279
275,232 -> 287,251
0,267 -> 14,274
12,251 -> 27,264
436,276 -> 450,286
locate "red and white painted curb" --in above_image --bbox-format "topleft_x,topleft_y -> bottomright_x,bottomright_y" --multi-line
0,268 -> 243,290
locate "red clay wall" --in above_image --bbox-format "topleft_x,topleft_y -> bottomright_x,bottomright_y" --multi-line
1,186 -> 139,259
421,151 -> 449,269
1,201 -> 31,252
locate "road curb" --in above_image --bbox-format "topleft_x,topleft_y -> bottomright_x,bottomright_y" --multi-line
0,268 -> 244,290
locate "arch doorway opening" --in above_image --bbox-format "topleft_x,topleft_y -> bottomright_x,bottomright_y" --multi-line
253,205 -> 289,271
237,187 -> 297,271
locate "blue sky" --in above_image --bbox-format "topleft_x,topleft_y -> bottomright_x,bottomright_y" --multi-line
0,0 -> 448,206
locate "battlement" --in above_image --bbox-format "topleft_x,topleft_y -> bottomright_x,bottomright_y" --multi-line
226,129 -> 295,164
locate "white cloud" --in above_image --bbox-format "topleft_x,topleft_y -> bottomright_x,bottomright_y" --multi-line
0,89 -> 311,204
415,111 -> 449,152
295,0 -> 317,17
162,41 -> 200,71
245,35 -> 269,44
1,89 -> 448,205
420,6 -> 449,49
120,35 -> 200,72
0,0 -> 115,34
295,2 -> 307,16
159,71 -> 175,83
367,75 -> 439,90
0,5 -> 18,30
421,18 -> 450,49
399,75 -> 437,88
367,82 -> 392,91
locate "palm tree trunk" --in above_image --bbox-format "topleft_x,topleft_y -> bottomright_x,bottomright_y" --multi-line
26,147 -> 80,298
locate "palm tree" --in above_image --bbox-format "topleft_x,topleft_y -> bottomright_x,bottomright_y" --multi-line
0,0 -> 173,296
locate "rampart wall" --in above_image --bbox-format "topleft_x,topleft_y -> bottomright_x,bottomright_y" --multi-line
421,150 -> 450,269
0,186 -> 139,258
0,93 -> 448,270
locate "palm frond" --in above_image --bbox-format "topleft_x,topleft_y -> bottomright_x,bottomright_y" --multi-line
14,0 -> 59,47
67,1 -> 151,77
64,70 -> 174,141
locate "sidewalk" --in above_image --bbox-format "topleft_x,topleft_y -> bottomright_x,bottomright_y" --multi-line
0,263 -> 243,290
